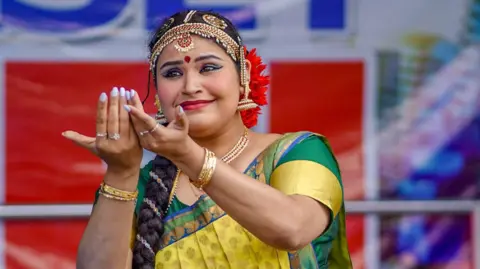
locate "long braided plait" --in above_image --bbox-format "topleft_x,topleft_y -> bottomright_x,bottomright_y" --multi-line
132,156 -> 177,268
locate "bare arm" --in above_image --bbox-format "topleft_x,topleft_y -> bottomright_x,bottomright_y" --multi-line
64,88 -> 143,268
176,140 -> 333,251
76,170 -> 138,269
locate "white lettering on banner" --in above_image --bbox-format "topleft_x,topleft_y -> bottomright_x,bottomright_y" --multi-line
0,0 -> 257,41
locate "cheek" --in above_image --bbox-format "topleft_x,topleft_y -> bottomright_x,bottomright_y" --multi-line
203,73 -> 240,101
156,82 -> 181,106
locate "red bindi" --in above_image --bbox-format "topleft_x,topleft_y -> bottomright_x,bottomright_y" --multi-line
184,56 -> 191,63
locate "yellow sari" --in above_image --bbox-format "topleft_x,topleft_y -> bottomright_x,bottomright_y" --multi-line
126,131 -> 352,268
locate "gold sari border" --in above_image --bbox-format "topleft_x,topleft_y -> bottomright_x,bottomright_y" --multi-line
270,160 -> 343,217
161,204 -> 227,248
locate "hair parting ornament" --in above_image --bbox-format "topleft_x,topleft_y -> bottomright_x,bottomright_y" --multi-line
148,10 -> 269,128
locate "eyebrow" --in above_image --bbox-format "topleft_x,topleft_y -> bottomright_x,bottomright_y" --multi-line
158,54 -> 223,70
195,54 -> 222,62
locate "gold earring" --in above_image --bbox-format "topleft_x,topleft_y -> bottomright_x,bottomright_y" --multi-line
237,46 -> 257,111
154,95 -> 167,124
155,110 -> 167,124
237,83 -> 257,111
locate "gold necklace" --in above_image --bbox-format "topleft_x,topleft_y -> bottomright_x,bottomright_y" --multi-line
165,128 -> 250,213
221,127 -> 249,164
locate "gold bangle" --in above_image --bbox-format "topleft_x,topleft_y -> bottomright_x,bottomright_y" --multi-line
100,182 -> 138,200
191,148 -> 217,189
99,190 -> 137,202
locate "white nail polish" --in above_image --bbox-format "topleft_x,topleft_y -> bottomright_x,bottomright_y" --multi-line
130,89 -> 135,97
123,104 -> 131,112
99,92 -> 107,102
120,87 -> 125,97
111,87 -> 119,97
126,91 -> 131,100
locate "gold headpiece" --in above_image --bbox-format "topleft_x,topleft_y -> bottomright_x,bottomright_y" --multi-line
149,12 -> 240,71
149,11 -> 258,110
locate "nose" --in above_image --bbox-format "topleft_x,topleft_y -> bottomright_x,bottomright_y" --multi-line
183,71 -> 202,95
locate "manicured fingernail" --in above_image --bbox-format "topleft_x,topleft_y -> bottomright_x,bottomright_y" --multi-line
123,104 -> 131,112
120,87 -> 125,97
99,92 -> 107,102
130,89 -> 135,97
111,87 -> 118,97
126,90 -> 131,100
179,106 -> 184,114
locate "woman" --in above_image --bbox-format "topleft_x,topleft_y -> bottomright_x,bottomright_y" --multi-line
66,10 -> 352,269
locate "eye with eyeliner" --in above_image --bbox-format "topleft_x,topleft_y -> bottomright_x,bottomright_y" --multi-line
161,63 -> 222,78
162,68 -> 182,78
200,64 -> 222,73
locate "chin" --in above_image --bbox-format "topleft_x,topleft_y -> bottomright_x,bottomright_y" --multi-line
187,115 -> 218,137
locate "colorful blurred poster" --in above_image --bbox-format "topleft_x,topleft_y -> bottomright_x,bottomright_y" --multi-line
375,35 -> 480,268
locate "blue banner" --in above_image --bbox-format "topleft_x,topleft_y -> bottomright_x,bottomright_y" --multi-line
0,0 -> 347,36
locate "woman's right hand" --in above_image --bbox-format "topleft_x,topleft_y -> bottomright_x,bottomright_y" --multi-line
62,87 -> 143,177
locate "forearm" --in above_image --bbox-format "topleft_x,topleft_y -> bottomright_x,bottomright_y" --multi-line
175,144 -> 306,250
208,163 -> 306,248
76,170 -> 138,269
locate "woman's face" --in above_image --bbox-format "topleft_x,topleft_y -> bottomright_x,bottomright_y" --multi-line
155,35 -> 242,135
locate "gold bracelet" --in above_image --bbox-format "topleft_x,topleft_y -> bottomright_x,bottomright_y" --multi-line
100,182 -> 138,200
191,148 -> 217,189
99,190 -> 137,202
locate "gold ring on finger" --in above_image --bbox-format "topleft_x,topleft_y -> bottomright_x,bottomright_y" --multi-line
149,123 -> 159,133
139,130 -> 149,136
108,133 -> 120,140
139,123 -> 159,136
96,132 -> 107,138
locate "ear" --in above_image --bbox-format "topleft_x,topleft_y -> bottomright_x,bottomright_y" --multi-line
240,59 -> 252,95
245,59 -> 252,75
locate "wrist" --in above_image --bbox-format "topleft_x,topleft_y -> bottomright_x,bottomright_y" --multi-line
104,167 -> 139,192
173,139 -> 205,179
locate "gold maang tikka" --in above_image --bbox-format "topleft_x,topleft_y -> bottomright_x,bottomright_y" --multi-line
173,10 -> 197,53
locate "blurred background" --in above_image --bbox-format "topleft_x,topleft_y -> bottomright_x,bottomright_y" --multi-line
1,0 -> 480,268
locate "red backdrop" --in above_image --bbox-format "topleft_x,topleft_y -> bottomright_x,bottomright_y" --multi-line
5,60 -> 366,268
270,61 -> 366,268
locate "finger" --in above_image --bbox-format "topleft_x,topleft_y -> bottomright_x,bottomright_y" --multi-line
125,90 -> 136,137
129,89 -> 145,112
127,89 -> 146,134
62,131 -> 98,154
125,89 -> 131,103
118,87 -> 129,136
125,105 -> 158,132
96,92 -> 108,135
108,87 -> 120,137
168,106 -> 188,131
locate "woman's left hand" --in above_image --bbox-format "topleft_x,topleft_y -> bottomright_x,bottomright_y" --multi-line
124,90 -> 191,161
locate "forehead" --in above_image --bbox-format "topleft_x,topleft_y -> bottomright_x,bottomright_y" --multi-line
157,35 -> 228,62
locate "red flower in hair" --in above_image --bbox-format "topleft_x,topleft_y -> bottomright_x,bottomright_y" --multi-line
240,47 -> 269,128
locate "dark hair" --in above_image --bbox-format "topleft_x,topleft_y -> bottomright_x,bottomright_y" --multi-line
132,10 -> 242,269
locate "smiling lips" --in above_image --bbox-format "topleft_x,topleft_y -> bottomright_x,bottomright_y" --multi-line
180,100 -> 214,111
